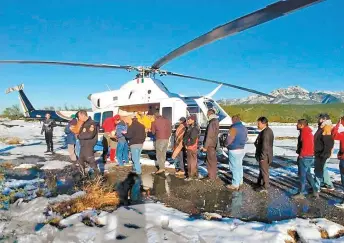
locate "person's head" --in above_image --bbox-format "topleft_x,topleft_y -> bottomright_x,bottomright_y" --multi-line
297,119 -> 308,130
179,117 -> 186,125
232,114 -> 241,124
318,113 -> 330,126
78,110 -> 88,122
257,116 -> 268,130
207,108 -> 216,118
340,116 -> 344,126
187,115 -> 197,126
114,114 -> 121,124
45,113 -> 51,119
154,111 -> 161,118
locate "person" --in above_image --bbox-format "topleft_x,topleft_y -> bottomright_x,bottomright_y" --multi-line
183,115 -> 200,180
333,116 -> 344,209
102,114 -> 121,163
41,113 -> 56,153
77,110 -> 100,177
65,117 -> 77,162
70,112 -> 83,158
116,116 -> 129,166
202,108 -> 219,180
314,113 -> 334,190
151,112 -> 172,174
137,112 -> 154,132
314,119 -> 335,191
225,115 -> 248,191
254,116 -> 274,193
123,115 -> 146,175
292,119 -> 318,199
171,117 -> 187,176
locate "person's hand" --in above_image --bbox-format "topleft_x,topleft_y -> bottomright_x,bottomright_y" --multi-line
201,147 -> 207,152
122,131 -> 127,134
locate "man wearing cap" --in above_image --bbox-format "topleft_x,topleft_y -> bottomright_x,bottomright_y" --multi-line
183,115 -> 200,180
151,112 -> 172,174
314,113 -> 335,191
123,114 -> 146,174
172,117 -> 187,176
102,114 -> 121,163
202,108 -> 220,180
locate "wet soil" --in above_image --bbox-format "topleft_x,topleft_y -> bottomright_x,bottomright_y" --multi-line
106,157 -> 344,226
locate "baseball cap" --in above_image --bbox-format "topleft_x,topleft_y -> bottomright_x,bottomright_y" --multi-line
114,114 -> 121,121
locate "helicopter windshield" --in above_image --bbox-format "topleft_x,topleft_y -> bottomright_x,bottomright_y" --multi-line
204,99 -> 227,122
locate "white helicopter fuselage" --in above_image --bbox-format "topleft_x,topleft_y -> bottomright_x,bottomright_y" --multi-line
89,77 -> 257,151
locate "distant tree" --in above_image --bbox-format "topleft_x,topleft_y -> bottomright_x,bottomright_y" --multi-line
1,105 -> 24,119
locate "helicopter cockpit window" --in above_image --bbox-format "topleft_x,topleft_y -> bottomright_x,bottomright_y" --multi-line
204,100 -> 227,122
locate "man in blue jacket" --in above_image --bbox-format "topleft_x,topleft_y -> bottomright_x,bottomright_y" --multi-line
116,116 -> 129,166
65,117 -> 77,162
225,115 -> 248,191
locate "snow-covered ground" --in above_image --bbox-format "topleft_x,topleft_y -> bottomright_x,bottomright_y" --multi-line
1,120 -> 344,242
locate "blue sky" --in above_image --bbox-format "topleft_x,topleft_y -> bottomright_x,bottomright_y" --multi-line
0,0 -> 343,111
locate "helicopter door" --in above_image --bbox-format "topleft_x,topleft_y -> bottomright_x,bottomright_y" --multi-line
160,98 -> 187,125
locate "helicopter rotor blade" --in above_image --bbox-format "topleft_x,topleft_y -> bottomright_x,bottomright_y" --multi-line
151,0 -> 323,69
164,71 -> 275,98
0,60 -> 137,71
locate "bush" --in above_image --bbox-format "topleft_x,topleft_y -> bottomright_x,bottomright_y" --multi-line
1,105 -> 24,119
222,104 -> 344,123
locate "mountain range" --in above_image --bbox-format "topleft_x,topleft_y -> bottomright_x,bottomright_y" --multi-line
218,86 -> 344,105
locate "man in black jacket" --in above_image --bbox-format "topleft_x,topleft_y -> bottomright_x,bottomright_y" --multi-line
41,113 -> 56,153
123,115 -> 146,175
254,116 -> 274,193
77,110 -> 99,177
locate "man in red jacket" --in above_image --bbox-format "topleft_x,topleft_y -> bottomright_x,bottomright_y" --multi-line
333,116 -> 344,209
292,119 -> 319,199
102,114 -> 121,162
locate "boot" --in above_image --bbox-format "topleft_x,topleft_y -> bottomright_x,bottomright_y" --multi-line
44,147 -> 50,153
110,149 -> 116,163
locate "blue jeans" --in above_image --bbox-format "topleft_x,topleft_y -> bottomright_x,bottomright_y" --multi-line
315,157 -> 334,189
75,139 -> 80,158
117,141 -> 129,165
130,144 -> 143,174
340,160 -> 344,189
228,150 -> 245,187
299,156 -> 317,194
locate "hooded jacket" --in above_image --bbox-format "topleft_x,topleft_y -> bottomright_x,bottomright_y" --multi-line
298,126 -> 314,157
78,117 -> 98,153
332,122 -> 344,160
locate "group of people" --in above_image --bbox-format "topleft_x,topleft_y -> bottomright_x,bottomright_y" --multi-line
292,114 -> 344,205
41,109 -> 344,206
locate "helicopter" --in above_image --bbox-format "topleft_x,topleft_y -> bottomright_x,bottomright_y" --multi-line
0,0 -> 324,151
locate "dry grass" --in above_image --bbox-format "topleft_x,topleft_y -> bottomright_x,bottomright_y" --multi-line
0,161 -> 14,169
51,177 -> 119,217
320,228 -> 329,239
6,137 -> 22,145
286,229 -> 299,243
